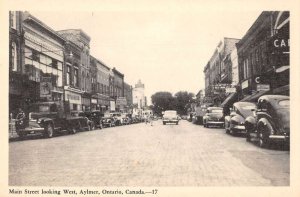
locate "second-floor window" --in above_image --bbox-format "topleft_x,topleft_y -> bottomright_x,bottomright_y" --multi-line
66,65 -> 71,85
11,42 -> 17,71
243,58 -> 249,79
74,68 -> 78,87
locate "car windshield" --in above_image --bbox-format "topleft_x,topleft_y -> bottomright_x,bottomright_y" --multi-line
278,99 -> 289,107
240,105 -> 256,110
164,111 -> 177,116
210,109 -> 222,113
39,105 -> 50,112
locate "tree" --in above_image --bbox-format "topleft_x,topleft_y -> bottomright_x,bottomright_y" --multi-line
151,92 -> 174,115
151,91 -> 195,116
174,91 -> 195,115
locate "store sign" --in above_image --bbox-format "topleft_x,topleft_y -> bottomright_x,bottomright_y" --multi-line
226,87 -> 236,93
269,32 -> 289,54
40,77 -> 52,100
116,97 -> 127,106
242,80 -> 249,89
257,84 -> 270,91
91,98 -> 97,104
110,101 -> 116,111
65,91 -> 81,104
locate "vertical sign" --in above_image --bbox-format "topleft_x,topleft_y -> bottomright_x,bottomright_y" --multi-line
110,101 -> 116,111
40,77 -> 52,100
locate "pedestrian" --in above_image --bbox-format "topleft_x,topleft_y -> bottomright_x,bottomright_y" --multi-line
15,108 -> 26,131
149,114 -> 153,126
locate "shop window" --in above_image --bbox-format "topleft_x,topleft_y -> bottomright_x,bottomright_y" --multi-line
52,59 -> 58,69
73,104 -> 77,111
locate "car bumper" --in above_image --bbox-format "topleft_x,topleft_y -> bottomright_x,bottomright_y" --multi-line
269,135 -> 289,142
232,125 -> 246,131
207,121 -> 224,125
163,120 -> 178,123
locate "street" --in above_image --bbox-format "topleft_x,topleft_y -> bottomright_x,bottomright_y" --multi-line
9,120 -> 289,186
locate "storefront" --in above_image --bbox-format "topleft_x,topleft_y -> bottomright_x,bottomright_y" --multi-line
82,92 -> 91,111
64,86 -> 82,111
97,93 -> 110,112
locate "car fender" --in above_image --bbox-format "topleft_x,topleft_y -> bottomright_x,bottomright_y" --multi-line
245,116 -> 256,132
38,118 -> 54,126
257,118 -> 275,135
230,114 -> 244,125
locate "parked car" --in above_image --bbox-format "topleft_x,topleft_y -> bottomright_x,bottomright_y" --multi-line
110,112 -> 123,126
71,111 -> 93,131
101,117 -> 116,128
224,102 -> 257,135
245,95 -> 290,148
203,107 -> 224,128
87,110 -> 104,129
162,110 -> 179,125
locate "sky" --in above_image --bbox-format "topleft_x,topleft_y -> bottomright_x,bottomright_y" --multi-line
29,4 -> 261,102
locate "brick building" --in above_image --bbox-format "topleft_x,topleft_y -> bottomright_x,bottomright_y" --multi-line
203,37 -> 240,106
57,29 -> 92,111
236,11 -> 289,102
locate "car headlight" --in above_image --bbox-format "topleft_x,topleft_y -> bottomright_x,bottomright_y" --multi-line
37,119 -> 42,124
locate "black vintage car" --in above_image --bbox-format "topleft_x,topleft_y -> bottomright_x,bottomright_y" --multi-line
203,107 -> 224,128
245,95 -> 290,148
83,110 -> 104,129
224,102 -> 257,135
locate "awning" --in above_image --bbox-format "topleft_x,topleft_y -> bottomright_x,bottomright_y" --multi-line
240,91 -> 269,102
221,92 -> 237,107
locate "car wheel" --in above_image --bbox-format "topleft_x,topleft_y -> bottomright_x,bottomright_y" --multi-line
69,127 -> 77,134
246,129 -> 251,142
229,128 -> 235,136
44,123 -> 54,138
258,125 -> 269,148
163,122 -> 166,125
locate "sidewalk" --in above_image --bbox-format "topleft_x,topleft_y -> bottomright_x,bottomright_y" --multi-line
9,119 -> 19,140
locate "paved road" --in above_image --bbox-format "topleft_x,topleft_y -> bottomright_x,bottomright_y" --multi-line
9,120 -> 289,186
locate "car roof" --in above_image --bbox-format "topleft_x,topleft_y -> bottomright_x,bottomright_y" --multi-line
259,95 -> 289,107
207,107 -> 223,110
234,101 -> 256,107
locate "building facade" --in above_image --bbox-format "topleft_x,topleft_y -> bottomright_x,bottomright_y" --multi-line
57,29 -> 92,111
203,37 -> 240,106
9,11 -> 66,116
236,11 -> 289,102
9,11 -> 131,116
132,79 -> 146,109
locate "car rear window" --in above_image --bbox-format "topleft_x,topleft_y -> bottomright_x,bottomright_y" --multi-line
278,100 -> 289,107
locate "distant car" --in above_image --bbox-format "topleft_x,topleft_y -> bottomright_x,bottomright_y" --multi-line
101,117 -> 116,128
245,95 -> 290,148
203,107 -> 224,128
224,102 -> 256,135
110,112 -> 123,126
162,110 -> 179,125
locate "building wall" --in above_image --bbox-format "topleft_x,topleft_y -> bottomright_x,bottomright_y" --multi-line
124,82 -> 133,106
132,80 -> 145,109
236,11 -> 289,99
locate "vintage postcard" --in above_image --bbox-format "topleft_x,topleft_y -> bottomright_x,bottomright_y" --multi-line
1,0 -> 300,197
